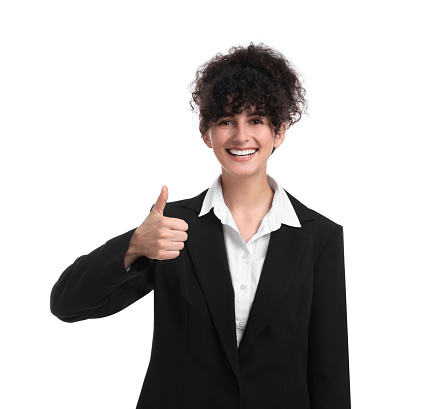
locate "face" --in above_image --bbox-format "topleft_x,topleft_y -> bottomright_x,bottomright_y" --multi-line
203,106 -> 285,179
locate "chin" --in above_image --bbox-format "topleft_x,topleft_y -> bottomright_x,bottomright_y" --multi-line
223,167 -> 260,177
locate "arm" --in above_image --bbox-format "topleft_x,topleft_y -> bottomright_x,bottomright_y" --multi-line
50,227 -> 155,323
51,187 -> 188,324
307,224 -> 351,409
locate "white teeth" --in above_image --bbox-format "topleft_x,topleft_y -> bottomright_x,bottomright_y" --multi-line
228,149 -> 257,156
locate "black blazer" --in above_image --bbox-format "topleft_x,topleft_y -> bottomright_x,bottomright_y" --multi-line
51,188 -> 351,409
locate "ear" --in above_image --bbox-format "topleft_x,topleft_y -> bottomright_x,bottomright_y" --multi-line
202,132 -> 212,149
273,123 -> 286,148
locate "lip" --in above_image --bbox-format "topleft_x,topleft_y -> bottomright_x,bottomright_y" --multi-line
226,147 -> 258,151
226,148 -> 258,161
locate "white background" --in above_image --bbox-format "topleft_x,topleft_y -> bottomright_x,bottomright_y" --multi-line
1,0 -> 420,408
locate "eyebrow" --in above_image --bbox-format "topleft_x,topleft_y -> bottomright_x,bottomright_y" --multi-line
221,110 -> 265,118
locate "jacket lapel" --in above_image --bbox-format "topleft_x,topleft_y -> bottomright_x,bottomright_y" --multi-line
237,224 -> 308,359
238,190 -> 315,359
180,191 -> 240,382
179,188 -> 314,376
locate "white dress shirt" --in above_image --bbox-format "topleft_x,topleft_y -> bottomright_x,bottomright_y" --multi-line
198,173 -> 301,347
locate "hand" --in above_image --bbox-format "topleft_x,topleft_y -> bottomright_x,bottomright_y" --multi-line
125,186 -> 189,268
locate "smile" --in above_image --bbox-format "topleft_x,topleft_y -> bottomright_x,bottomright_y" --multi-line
227,148 -> 258,157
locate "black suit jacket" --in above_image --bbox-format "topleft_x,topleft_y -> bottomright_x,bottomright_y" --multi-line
51,188 -> 351,409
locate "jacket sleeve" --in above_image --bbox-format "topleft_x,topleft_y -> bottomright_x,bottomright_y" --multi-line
50,227 -> 156,323
307,224 -> 351,409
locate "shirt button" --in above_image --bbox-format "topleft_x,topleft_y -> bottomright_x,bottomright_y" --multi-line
242,253 -> 249,260
240,285 -> 247,291
238,321 -> 245,329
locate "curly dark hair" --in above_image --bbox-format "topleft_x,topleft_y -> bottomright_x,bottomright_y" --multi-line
189,42 -> 307,152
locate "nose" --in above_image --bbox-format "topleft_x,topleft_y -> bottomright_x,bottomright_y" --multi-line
232,120 -> 249,143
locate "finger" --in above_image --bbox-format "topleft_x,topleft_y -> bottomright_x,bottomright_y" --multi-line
151,185 -> 168,216
164,217 -> 189,232
162,250 -> 181,260
163,240 -> 185,251
168,230 -> 188,243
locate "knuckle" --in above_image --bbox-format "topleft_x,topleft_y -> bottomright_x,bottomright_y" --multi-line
158,218 -> 167,228
157,239 -> 166,249
158,229 -> 169,239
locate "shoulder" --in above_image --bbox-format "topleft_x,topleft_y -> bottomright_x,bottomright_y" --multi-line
284,189 -> 344,256
162,187 -> 343,248
285,189 -> 342,227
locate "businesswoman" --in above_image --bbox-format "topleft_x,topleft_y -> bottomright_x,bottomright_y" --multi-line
51,43 -> 351,409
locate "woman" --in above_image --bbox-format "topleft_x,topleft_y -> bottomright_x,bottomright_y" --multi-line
51,43 -> 351,408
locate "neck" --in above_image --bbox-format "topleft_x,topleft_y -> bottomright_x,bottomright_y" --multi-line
220,168 -> 274,216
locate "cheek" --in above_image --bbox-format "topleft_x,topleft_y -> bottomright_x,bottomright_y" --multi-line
209,134 -> 226,150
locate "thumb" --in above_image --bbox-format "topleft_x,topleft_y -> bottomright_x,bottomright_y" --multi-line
152,185 -> 168,216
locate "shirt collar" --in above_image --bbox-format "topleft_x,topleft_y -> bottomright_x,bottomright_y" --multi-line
198,173 -> 301,233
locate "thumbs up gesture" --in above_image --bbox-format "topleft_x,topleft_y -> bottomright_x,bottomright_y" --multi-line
125,186 -> 189,268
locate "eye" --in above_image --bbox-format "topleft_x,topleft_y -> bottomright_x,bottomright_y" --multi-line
251,118 -> 264,125
218,120 -> 232,126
